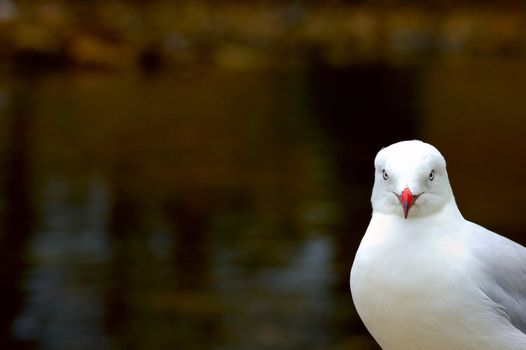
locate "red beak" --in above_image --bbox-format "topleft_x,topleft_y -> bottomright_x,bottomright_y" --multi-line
400,188 -> 414,219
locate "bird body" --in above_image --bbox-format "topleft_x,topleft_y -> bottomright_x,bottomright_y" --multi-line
350,140 -> 526,350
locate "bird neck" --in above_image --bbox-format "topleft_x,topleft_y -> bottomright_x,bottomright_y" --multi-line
442,197 -> 463,220
373,196 -> 464,225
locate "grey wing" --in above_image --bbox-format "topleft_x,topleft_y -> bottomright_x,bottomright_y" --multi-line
467,222 -> 526,334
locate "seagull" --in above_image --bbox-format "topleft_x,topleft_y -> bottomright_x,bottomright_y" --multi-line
350,140 -> 526,350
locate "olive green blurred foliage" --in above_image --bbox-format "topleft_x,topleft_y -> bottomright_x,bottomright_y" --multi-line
1,0 -> 525,71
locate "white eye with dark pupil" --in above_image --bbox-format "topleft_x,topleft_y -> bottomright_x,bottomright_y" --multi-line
382,169 -> 389,180
429,170 -> 435,181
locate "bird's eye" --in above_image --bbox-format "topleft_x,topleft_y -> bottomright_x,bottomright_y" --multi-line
382,169 -> 389,180
428,170 -> 435,181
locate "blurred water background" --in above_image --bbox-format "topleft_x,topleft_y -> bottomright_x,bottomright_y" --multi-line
2,1 -> 526,349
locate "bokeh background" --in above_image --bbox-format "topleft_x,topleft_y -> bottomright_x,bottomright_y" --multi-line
1,1 -> 526,349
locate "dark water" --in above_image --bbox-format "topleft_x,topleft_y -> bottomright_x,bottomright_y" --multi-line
1,58 -> 526,350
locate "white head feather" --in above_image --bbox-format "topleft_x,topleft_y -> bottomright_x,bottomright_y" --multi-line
371,140 -> 455,219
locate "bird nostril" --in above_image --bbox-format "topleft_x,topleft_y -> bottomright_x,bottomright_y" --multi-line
400,188 -> 413,205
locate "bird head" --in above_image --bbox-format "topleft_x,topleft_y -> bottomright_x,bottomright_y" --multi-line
371,140 -> 455,219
